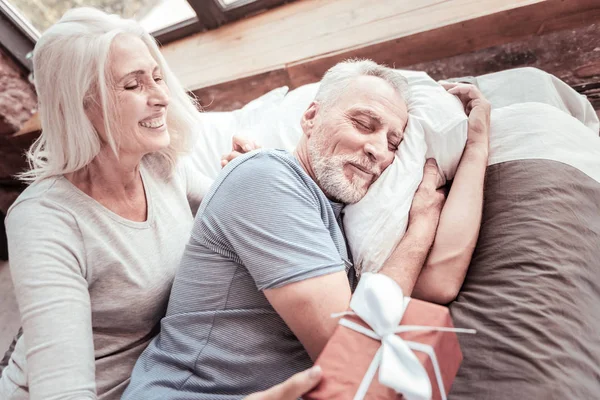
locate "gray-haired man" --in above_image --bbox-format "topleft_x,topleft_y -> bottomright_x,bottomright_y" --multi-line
123,59 -> 490,399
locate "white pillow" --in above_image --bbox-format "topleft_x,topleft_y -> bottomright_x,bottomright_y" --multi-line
188,71 -> 468,276
476,67 -> 599,134
344,71 -> 467,274
188,67 -> 598,279
343,116 -> 428,274
253,71 -> 468,274
489,102 -> 600,183
189,86 -> 289,179
348,68 -> 599,275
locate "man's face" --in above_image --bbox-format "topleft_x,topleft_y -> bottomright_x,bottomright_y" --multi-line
304,75 -> 408,204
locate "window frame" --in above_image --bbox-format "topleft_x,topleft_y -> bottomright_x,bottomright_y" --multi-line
0,0 -> 294,73
0,0 -> 37,72
186,0 -> 291,31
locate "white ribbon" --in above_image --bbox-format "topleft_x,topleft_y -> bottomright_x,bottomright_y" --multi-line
333,273 -> 476,400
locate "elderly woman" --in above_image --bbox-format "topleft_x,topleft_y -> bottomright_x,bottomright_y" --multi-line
0,8 -> 320,400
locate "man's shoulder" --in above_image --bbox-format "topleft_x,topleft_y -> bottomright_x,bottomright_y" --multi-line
228,149 -> 303,178
198,149 -> 322,217
212,149 -> 314,196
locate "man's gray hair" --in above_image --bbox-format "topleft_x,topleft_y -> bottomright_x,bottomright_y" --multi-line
314,59 -> 409,110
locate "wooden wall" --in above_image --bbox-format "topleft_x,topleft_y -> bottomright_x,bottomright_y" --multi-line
155,0 -> 600,112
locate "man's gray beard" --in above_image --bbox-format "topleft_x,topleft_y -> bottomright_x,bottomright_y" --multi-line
307,139 -> 378,205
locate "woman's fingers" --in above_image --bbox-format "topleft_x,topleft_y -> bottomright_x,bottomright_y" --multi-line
222,136 -> 263,168
244,366 -> 322,400
220,150 -> 243,168
232,135 -> 261,153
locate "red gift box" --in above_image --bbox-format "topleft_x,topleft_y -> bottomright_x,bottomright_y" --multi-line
305,296 -> 465,400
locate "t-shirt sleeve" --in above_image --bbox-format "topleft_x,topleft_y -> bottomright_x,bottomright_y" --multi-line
196,153 -> 345,290
6,199 -> 96,400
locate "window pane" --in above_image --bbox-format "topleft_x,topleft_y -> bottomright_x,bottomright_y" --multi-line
137,0 -> 196,32
6,0 -> 196,35
216,0 -> 254,9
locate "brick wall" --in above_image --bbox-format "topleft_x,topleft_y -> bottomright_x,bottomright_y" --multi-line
0,47 -> 36,214
0,48 -> 36,135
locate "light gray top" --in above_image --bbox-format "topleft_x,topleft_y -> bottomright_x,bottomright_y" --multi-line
0,156 -> 212,400
123,149 -> 354,400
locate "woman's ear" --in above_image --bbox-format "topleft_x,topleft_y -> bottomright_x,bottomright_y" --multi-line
300,101 -> 319,137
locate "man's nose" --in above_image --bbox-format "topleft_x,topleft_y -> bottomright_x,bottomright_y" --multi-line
363,136 -> 388,163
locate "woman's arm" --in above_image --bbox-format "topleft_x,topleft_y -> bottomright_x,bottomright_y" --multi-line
180,135 -> 259,215
179,156 -> 214,215
412,83 -> 491,304
6,201 -> 97,400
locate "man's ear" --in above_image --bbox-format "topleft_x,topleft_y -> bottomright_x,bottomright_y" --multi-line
300,101 -> 319,137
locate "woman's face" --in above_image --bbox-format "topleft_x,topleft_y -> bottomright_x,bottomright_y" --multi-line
87,35 -> 171,158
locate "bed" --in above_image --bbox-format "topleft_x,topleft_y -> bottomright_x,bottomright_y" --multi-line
190,66 -> 600,398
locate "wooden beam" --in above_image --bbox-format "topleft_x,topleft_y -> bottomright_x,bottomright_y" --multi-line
403,23 -> 600,110
13,112 -> 39,136
164,0 -> 550,91
195,69 -> 291,111
286,0 -> 600,86
9,1 -> 600,133
188,0 -> 600,111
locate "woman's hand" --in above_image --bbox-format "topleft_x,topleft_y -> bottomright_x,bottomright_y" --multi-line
441,82 -> 491,155
221,135 -> 261,168
244,366 -> 322,400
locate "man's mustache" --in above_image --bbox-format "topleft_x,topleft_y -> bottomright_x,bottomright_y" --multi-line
344,157 -> 381,178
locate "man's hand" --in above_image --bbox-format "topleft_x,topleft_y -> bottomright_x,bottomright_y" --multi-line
407,158 -> 446,242
244,366 -> 322,400
221,135 -> 261,168
411,83 -> 491,304
441,82 -> 491,154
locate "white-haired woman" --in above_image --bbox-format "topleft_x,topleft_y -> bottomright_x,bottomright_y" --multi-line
0,8 -> 320,400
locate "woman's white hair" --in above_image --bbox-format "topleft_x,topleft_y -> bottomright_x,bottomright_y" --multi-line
20,7 -> 200,182
314,59 -> 409,111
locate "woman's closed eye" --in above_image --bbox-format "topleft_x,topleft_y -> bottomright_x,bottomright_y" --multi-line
124,80 -> 139,90
124,76 -> 162,91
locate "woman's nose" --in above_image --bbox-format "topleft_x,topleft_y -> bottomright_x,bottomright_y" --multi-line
148,83 -> 169,107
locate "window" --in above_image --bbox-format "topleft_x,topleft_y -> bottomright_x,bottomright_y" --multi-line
1,0 -> 294,72
4,0 -> 197,36
186,0 -> 292,30
218,0 -> 249,7
2,0 -> 294,44
0,0 -> 37,71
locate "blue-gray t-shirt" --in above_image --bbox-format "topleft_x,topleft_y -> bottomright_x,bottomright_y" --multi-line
123,149 -> 355,400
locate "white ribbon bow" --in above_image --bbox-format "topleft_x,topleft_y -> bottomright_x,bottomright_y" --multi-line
333,273 -> 475,400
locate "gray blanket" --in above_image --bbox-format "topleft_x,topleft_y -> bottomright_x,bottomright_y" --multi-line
449,160 -> 600,399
